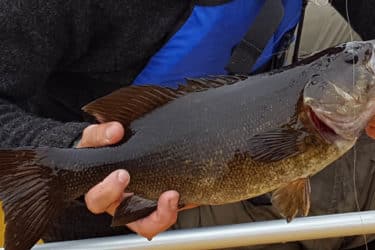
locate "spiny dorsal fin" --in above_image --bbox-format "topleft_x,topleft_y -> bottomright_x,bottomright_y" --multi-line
184,75 -> 247,90
82,75 -> 247,127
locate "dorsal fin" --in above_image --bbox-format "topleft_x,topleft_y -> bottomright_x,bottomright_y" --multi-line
82,75 -> 247,127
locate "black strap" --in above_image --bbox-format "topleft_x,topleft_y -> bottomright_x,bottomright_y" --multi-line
226,0 -> 284,74
292,0 -> 308,63
195,0 -> 234,6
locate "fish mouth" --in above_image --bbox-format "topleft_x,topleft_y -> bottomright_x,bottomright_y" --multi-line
307,98 -> 375,143
307,108 -> 341,143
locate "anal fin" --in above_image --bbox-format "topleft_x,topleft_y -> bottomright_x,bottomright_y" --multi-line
112,195 -> 157,227
271,177 -> 311,222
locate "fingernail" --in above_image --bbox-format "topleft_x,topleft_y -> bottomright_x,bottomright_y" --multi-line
105,124 -> 118,141
117,170 -> 129,185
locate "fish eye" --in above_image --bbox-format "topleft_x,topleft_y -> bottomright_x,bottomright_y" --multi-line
344,53 -> 359,64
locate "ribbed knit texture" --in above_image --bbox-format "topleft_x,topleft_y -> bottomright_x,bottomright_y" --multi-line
0,0 -> 191,148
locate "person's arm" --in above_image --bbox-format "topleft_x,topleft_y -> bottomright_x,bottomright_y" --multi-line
0,0 -> 182,239
0,0 -> 88,148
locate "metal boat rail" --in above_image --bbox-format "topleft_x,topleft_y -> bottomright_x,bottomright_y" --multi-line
3,211 -> 373,250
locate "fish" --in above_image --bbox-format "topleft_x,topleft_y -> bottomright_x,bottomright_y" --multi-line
2,40 -> 375,250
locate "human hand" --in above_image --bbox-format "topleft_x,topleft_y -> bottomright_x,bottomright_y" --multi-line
366,117 -> 375,139
77,121 -> 183,239
76,121 -> 125,148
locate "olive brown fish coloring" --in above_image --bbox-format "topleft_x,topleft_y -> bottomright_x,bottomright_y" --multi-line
1,41 -> 375,250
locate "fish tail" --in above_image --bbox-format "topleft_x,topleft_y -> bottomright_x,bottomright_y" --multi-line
0,148 -> 65,250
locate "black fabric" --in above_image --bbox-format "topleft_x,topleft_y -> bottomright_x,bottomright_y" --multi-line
195,0 -> 234,6
0,0 -> 192,146
43,201 -> 134,242
0,0 -> 192,241
291,0 -> 308,63
226,0 -> 284,74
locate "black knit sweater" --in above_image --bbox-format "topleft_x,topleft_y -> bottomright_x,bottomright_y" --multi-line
0,0 -> 373,242
0,0 -> 191,148
0,0 -> 192,241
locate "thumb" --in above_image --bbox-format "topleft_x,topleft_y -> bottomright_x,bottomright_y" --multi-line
77,121 -> 124,148
366,116 -> 375,139
366,126 -> 375,139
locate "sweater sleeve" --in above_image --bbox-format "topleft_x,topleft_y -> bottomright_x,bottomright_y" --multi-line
0,0 -> 89,148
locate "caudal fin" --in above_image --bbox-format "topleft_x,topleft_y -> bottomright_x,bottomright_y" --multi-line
0,148 -> 64,250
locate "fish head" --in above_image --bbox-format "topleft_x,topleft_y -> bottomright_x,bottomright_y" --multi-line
303,40 -> 375,142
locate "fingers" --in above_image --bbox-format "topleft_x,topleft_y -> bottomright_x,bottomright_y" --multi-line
85,171 -> 195,240
85,170 -> 130,214
77,121 -> 124,148
366,116 -> 375,139
77,121 -> 186,239
127,190 -> 179,240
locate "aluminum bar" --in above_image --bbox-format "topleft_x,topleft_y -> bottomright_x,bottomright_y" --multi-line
7,211 -> 375,250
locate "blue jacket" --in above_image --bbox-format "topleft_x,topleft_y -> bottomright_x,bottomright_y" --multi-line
134,0 -> 303,87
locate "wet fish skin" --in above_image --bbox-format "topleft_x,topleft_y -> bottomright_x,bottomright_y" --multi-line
59,42 -> 374,205
1,41 -> 375,250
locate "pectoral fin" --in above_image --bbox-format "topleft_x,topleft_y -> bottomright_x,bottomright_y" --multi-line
248,128 -> 307,162
271,177 -> 311,222
112,195 -> 157,227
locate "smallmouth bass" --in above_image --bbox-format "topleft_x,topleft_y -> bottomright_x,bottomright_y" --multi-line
2,41 -> 375,250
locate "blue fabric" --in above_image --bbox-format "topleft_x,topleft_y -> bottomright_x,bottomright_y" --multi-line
133,0 -> 302,87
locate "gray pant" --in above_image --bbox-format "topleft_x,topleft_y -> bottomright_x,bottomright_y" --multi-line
174,3 -> 371,250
